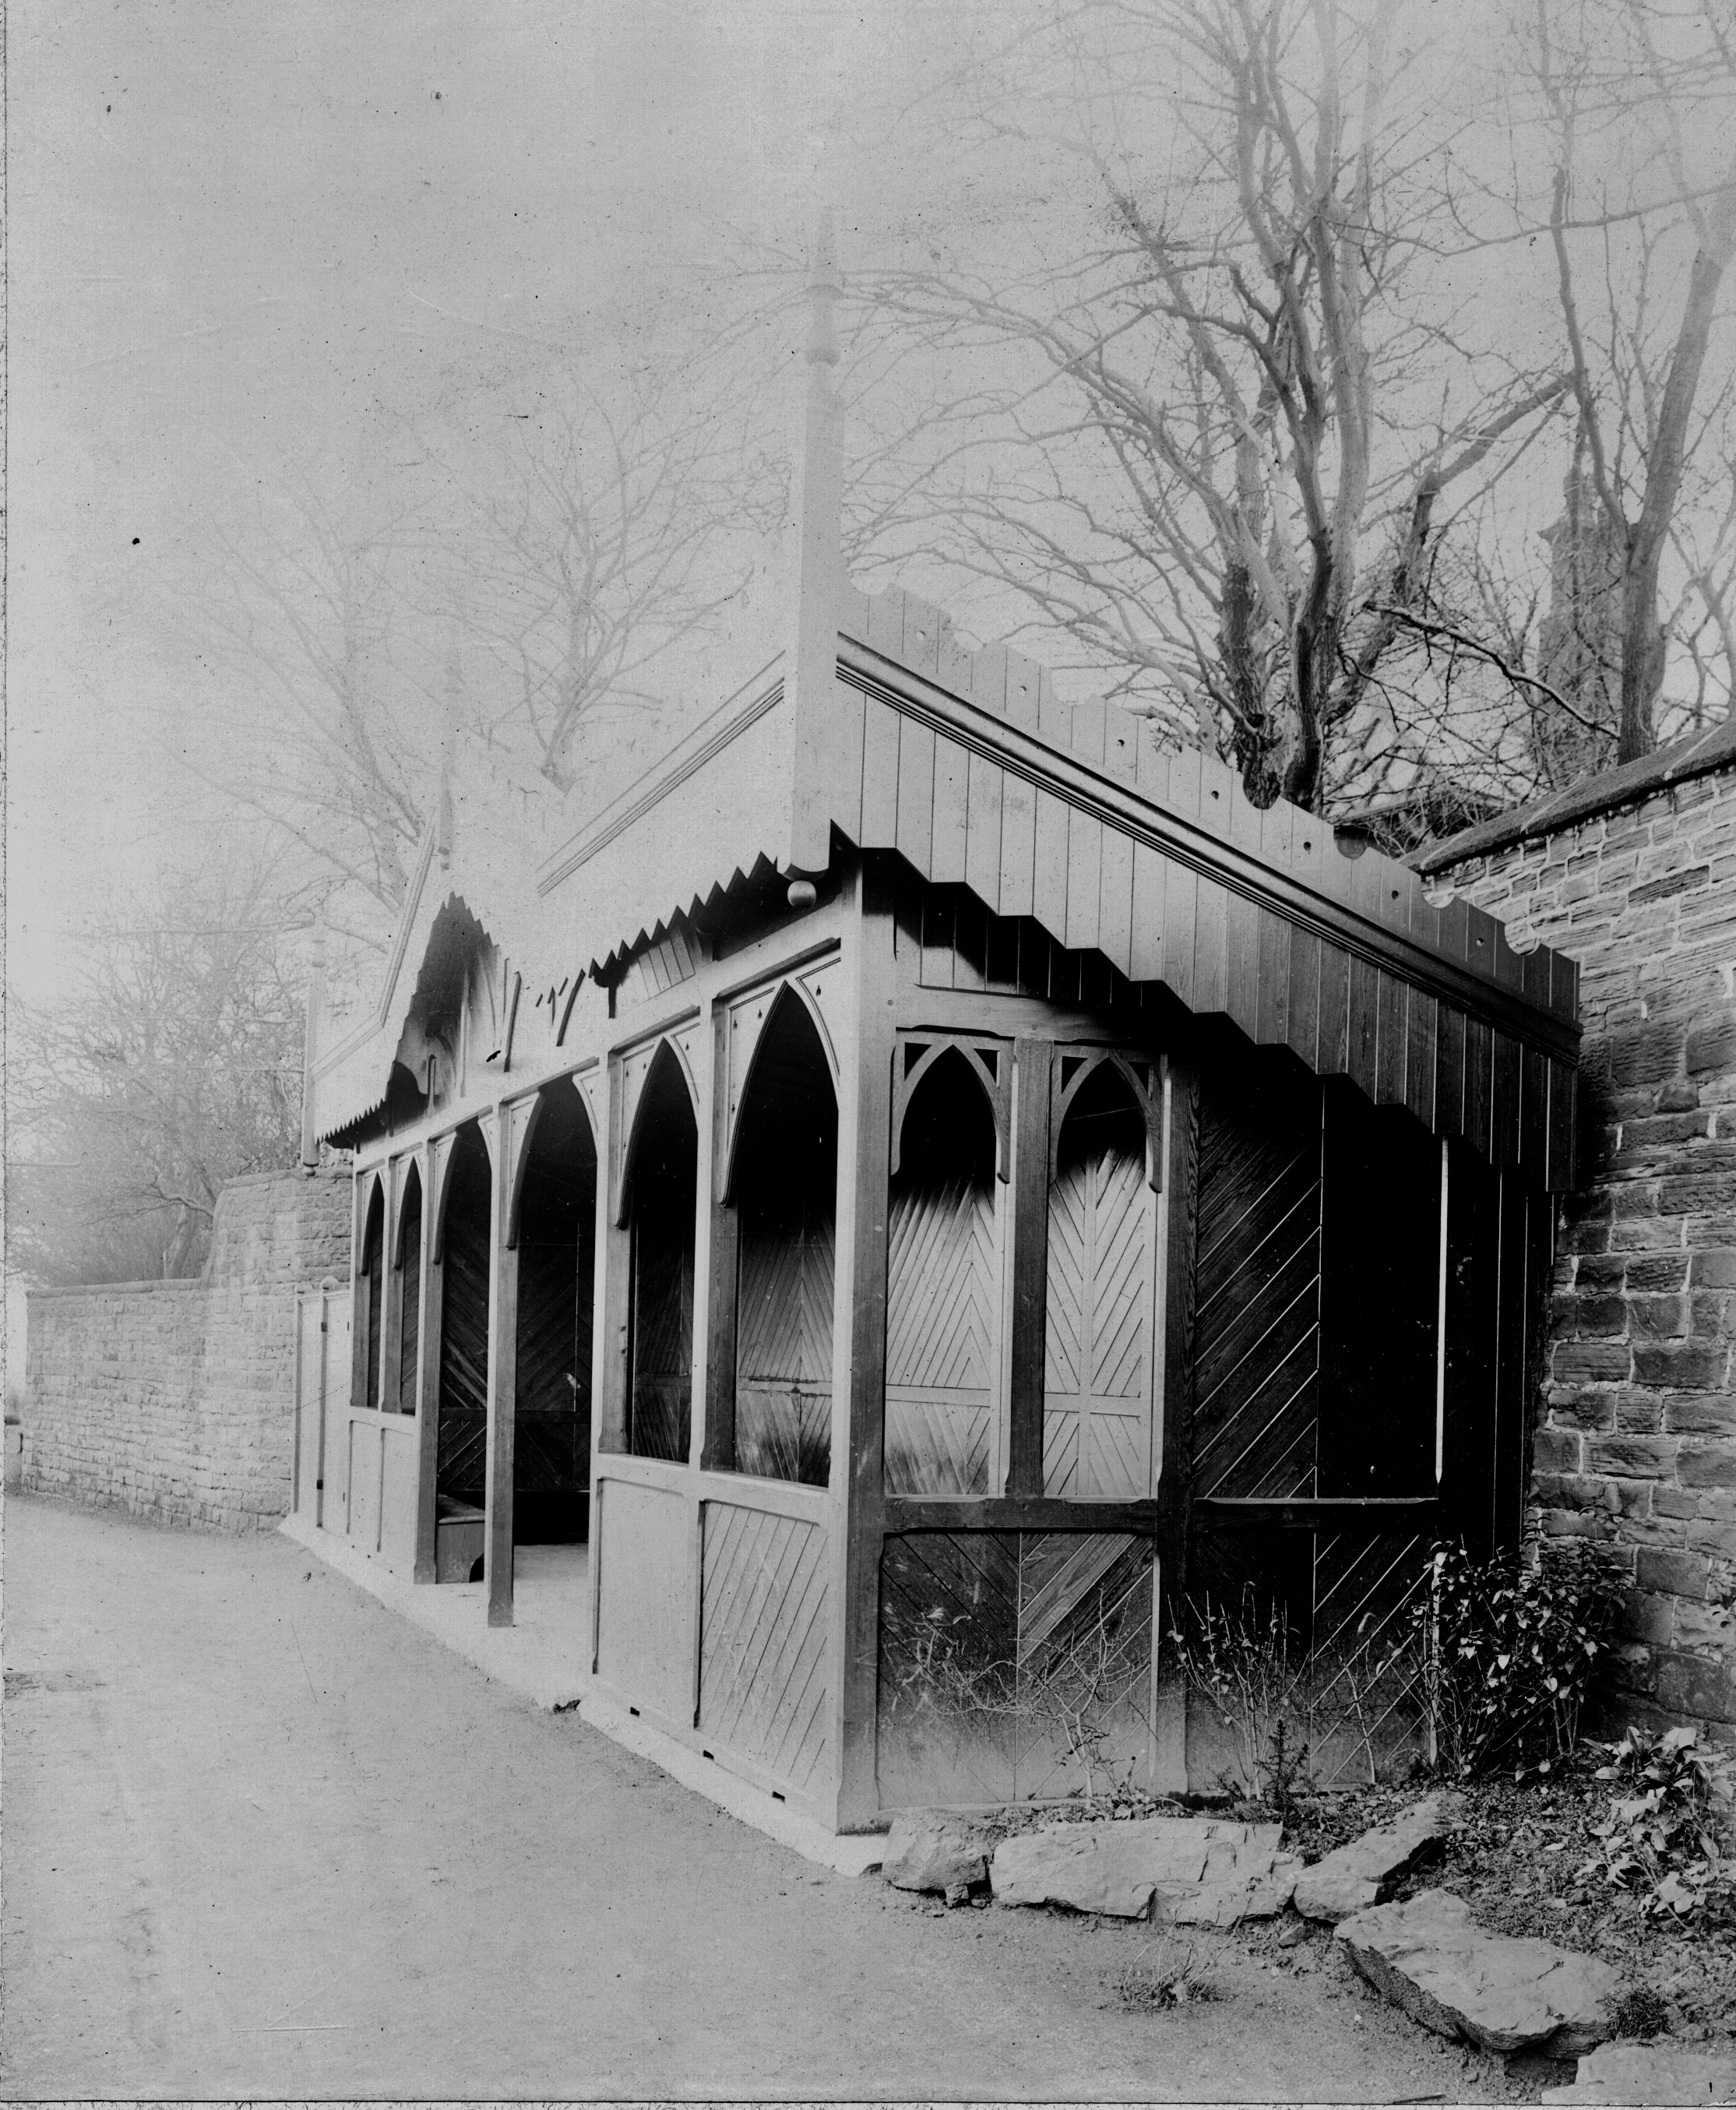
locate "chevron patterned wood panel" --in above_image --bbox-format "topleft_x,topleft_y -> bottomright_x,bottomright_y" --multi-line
738,1214 -> 834,1484
630,1160 -> 694,1465
1044,1131 -> 1156,1501
699,1502 -> 829,1795
885,1170 -> 1000,1495
437,1174 -> 491,1502
876,1529 -> 1155,1807
397,1194 -> 421,1417
1192,1073 -> 1323,1502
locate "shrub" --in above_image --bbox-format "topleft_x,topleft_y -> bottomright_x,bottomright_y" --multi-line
1165,1587 -> 1409,1805
1580,1724 -> 1736,1925
1410,1541 -> 1616,1779
1610,1985 -> 1670,2039
1110,1935 -> 1217,2010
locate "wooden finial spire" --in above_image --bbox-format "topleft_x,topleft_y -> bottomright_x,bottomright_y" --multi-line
806,206 -> 840,369
784,207 -> 847,875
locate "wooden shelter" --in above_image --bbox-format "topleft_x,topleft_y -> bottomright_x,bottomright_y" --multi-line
305,237 -> 1581,1830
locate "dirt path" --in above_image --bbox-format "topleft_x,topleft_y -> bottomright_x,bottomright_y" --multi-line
3,1495 -> 1553,2101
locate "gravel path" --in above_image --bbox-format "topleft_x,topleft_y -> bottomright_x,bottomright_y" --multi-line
2,1494 -> 1555,2101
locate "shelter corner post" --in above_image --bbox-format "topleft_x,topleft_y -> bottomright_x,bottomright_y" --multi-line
485,1104 -> 519,1626
1154,1050 -> 1201,1792
829,854 -> 896,1831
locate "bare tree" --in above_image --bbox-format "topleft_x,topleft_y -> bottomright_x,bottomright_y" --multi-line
1530,0 -> 1736,759
7,858 -> 310,1284
445,363 -> 783,792
190,472 -> 435,925
848,0 -> 1572,815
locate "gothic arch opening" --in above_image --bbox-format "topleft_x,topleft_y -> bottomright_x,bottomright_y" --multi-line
731,992 -> 837,1486
513,1087 -> 598,1541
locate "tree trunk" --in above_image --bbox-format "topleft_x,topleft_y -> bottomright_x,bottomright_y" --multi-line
1618,206 -> 1736,761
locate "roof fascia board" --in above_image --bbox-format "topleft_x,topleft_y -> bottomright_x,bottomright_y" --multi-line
539,658 -> 784,896
311,823 -> 439,1078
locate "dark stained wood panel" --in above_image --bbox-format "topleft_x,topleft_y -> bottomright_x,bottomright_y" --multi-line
1191,1065 -> 1322,1505
397,1198 -> 421,1417
438,1174 -> 491,1501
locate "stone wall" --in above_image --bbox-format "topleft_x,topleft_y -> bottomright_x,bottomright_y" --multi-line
21,1168 -> 351,1533
1427,761 -> 1736,1735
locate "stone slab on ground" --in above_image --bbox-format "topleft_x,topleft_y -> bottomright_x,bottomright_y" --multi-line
1294,1793 -> 1467,1922
1541,2042 -> 1736,2105
991,1816 -> 1297,1922
880,1812 -> 1002,1895
1337,1888 -> 1618,2059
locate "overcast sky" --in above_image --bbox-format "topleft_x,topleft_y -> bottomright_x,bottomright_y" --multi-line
6,0 -> 1710,1011
6,0 -> 967,1003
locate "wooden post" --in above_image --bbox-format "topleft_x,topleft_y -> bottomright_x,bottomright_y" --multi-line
485,1107 -> 519,1626
1006,1037 -> 1053,1498
599,1054 -> 634,1457
380,1159 -> 405,1421
1155,1050 -> 1201,1792
314,1283 -> 332,1530
702,1005 -> 739,1473
586,1062 -> 614,1673
414,1138 -> 443,1584
830,855 -> 896,1830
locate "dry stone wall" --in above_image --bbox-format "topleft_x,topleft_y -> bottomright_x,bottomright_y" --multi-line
1435,768 -> 1736,1734
21,1168 -> 351,1533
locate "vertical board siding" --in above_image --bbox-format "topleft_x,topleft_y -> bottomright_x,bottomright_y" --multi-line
931,734 -> 970,885
964,753 -> 1005,911
699,1502 -> 829,1794
837,675 -> 1575,1185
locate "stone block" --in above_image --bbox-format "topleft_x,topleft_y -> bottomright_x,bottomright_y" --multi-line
1679,1442 -> 1736,1492
1611,1026 -> 1686,1087
1555,1342 -> 1632,1386
990,1818 -> 1292,1923
1546,1392 -> 1617,1434
1661,1172 -> 1736,1215
1632,1341 -> 1728,1389
1576,1295 -> 1632,1337
1613,1181 -> 1664,1221
1692,1249 -> 1736,1289
1576,1255 -> 1628,1291
1687,1017 -> 1736,1076
1665,1394 -> 1736,1438
1540,2041 -> 1736,2106
1635,1546 -> 1713,1598
880,1812 -> 1002,1895
1294,1795 -> 1466,1923
1629,1295 -> 1688,1339
1654,1648 -> 1736,1724
1336,1890 -> 1617,2059
1587,1435 -> 1679,1480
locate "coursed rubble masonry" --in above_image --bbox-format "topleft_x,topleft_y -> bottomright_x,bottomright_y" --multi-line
20,1168 -> 351,1533
1424,738 -> 1736,1735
